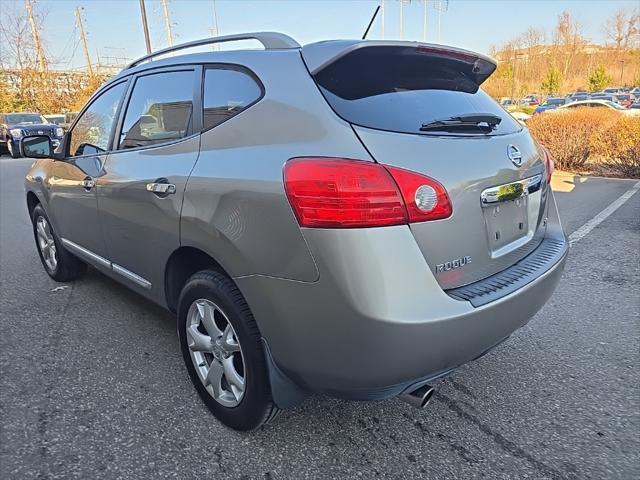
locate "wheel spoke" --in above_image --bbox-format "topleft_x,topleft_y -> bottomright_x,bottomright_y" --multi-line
187,298 -> 246,407
205,360 -> 224,397
197,301 -> 223,338
221,324 -> 240,353
222,355 -> 245,391
186,325 -> 212,352
37,221 -> 47,239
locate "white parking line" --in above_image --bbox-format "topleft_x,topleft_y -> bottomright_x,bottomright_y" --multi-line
568,180 -> 640,246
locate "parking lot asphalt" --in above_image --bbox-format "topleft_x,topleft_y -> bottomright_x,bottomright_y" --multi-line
1,156 -> 638,479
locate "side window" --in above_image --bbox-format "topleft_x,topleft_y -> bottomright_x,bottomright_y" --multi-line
69,81 -> 126,157
203,68 -> 262,130
118,70 -> 194,149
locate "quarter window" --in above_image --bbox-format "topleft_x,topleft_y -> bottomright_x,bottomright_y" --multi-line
119,70 -> 194,149
69,81 -> 126,157
203,68 -> 262,130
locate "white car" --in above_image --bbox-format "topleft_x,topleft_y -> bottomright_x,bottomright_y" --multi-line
553,99 -> 640,116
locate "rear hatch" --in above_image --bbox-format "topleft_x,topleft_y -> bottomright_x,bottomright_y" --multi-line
302,41 -> 550,289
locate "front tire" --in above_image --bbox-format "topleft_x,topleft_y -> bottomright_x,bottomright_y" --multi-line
7,139 -> 20,158
177,270 -> 279,431
31,204 -> 86,281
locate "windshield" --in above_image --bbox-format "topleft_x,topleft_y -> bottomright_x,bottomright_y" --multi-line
5,113 -> 48,125
545,98 -> 565,106
314,46 -> 520,136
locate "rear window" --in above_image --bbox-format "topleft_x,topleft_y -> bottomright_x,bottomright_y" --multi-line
314,46 -> 520,136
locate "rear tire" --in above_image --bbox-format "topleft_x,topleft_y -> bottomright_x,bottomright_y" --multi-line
31,204 -> 87,282
177,270 -> 279,431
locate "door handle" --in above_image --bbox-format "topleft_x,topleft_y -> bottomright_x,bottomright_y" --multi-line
146,182 -> 176,195
81,176 -> 95,191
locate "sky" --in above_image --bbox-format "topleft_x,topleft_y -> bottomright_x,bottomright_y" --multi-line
3,0 -> 639,70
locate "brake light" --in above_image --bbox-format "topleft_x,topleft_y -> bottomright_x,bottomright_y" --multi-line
283,157 -> 452,228
542,147 -> 554,183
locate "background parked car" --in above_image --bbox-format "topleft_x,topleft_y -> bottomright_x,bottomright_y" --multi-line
0,112 -> 64,158
614,94 -> 635,108
534,97 -> 568,114
589,93 -> 618,102
567,92 -> 590,102
553,99 -> 640,116
44,114 -> 65,126
62,111 -> 78,130
520,94 -> 540,106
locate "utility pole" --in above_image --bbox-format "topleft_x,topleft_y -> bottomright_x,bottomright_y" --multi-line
75,7 -> 94,77
161,0 -> 173,47
399,0 -> 403,40
139,0 -> 152,54
434,0 -> 448,43
24,0 -> 46,71
423,0 -> 428,42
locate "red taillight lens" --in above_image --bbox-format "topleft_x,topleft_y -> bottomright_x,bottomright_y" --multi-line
542,146 -> 554,183
283,157 -> 407,228
384,165 -> 452,222
283,157 -> 452,228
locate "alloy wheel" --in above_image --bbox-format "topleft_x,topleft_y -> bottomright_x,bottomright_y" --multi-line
36,216 -> 57,271
186,299 -> 246,407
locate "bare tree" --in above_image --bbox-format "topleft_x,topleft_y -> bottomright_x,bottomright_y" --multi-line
604,8 -> 640,52
553,11 -> 587,79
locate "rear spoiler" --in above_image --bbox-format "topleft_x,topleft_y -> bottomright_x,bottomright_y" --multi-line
302,40 -> 497,88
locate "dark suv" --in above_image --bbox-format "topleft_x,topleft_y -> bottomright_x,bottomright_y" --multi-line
0,112 -> 64,158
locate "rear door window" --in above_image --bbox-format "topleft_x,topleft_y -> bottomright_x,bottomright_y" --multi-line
118,70 -> 194,150
314,46 -> 521,136
202,68 -> 262,130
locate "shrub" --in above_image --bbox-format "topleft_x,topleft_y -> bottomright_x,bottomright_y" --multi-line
527,108 -> 639,177
527,108 -> 617,170
587,65 -> 612,92
589,116 -> 640,177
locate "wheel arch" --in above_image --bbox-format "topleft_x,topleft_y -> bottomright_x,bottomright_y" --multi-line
164,246 -> 230,313
26,190 -> 40,217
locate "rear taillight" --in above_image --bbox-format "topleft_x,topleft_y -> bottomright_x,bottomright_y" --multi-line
283,157 -> 452,228
384,165 -> 452,223
542,147 -> 554,183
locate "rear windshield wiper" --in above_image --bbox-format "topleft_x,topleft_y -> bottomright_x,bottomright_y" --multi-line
420,113 -> 502,133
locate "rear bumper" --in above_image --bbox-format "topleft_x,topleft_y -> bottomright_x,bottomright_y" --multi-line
236,193 -> 568,402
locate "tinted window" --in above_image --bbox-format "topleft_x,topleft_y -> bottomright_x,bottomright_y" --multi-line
70,82 -> 126,156
315,46 -> 520,136
203,68 -> 262,130
119,70 -> 194,149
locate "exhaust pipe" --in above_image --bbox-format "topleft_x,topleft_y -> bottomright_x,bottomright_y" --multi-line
399,384 -> 435,409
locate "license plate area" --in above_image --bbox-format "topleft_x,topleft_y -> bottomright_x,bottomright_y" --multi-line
483,197 -> 528,254
481,174 -> 542,258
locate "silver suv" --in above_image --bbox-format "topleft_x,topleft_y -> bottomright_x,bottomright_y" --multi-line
22,33 -> 568,431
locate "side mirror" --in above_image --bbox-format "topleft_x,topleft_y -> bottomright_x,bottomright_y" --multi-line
21,135 -> 52,159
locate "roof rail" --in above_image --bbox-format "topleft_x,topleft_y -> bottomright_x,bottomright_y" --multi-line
124,32 -> 300,70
